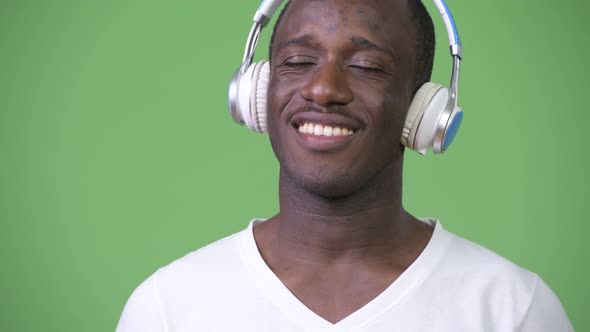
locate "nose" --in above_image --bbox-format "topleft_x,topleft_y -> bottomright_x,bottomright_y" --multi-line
299,62 -> 354,107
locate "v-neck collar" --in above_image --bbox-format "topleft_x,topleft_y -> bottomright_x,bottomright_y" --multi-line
237,218 -> 452,332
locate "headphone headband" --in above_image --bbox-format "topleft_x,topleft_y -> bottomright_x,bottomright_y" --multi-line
253,0 -> 283,26
432,0 -> 462,54
250,0 -> 462,55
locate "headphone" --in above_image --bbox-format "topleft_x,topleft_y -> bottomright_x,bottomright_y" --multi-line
228,0 -> 463,155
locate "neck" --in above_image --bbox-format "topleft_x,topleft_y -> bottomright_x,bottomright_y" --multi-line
268,158 -> 420,263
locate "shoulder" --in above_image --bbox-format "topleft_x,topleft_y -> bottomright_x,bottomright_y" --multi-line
439,229 -> 540,302
431,226 -> 573,331
421,220 -> 539,295
116,228 -> 250,331
155,229 -> 247,289
442,230 -> 536,284
116,273 -> 167,332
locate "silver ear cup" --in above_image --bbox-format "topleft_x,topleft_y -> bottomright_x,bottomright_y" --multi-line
229,63 -> 256,130
435,106 -> 463,153
228,64 -> 247,125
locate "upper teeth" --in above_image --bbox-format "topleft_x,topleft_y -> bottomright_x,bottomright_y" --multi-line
298,122 -> 354,136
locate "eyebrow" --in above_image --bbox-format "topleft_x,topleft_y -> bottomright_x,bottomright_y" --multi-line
277,34 -> 314,52
276,33 -> 399,61
349,35 -> 398,61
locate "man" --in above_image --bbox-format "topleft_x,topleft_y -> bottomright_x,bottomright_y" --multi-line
117,0 -> 573,330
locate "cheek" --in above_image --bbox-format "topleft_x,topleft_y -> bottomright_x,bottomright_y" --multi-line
267,73 -> 300,119
388,93 -> 411,136
362,84 -> 412,143
266,71 -> 311,141
266,73 -> 301,158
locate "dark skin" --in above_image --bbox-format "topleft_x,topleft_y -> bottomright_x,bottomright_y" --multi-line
253,0 -> 434,324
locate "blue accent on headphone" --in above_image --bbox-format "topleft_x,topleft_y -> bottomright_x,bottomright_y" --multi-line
440,0 -> 461,47
442,110 -> 462,150
257,0 -> 265,11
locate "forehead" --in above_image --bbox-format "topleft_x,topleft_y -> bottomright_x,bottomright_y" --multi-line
274,0 -> 414,53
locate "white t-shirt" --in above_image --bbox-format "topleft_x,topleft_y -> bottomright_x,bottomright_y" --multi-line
116,219 -> 573,331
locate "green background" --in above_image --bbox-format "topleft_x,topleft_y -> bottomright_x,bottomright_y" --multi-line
1,0 -> 587,330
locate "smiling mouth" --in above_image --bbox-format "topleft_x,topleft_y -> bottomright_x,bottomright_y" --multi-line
295,122 -> 356,137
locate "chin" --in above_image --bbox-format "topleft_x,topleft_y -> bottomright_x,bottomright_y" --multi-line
283,164 -> 368,198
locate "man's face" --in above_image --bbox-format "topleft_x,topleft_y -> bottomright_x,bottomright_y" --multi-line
267,0 -> 417,197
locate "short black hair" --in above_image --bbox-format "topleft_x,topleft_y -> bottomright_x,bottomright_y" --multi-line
407,0 -> 435,92
268,0 -> 292,63
268,0 -> 435,93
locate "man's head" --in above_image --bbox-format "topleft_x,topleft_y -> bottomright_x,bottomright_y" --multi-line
269,0 -> 435,94
265,0 -> 435,198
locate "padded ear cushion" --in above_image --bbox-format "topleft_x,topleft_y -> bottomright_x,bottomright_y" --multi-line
251,61 -> 270,133
236,64 -> 257,130
401,83 -> 449,154
402,82 -> 441,148
234,61 -> 270,133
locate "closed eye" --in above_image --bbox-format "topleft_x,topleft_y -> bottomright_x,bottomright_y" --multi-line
284,61 -> 315,67
349,65 -> 384,73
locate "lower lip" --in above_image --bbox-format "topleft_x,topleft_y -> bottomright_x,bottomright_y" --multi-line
294,129 -> 354,151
